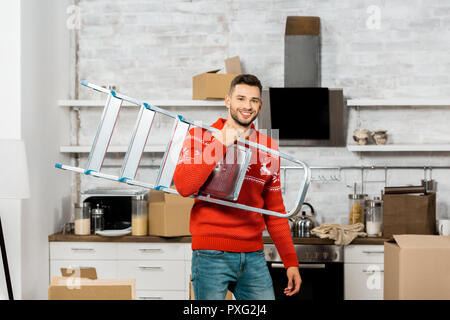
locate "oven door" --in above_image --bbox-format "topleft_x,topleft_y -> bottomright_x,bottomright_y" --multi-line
267,262 -> 344,300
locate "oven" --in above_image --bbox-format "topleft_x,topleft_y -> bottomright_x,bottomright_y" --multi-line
264,244 -> 344,300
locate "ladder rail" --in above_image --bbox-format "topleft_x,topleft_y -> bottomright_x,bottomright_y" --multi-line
55,157 -> 310,219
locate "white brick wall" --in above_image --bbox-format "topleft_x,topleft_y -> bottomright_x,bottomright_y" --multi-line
69,0 -> 450,225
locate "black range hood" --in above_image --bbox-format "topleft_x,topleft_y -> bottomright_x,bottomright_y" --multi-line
258,87 -> 345,147
255,17 -> 346,147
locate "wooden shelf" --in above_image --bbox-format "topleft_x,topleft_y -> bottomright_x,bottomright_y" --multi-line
58,99 -> 226,108
347,144 -> 450,152
60,145 -> 167,153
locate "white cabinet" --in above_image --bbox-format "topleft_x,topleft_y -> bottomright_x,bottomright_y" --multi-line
49,242 -> 191,300
344,245 -> 384,300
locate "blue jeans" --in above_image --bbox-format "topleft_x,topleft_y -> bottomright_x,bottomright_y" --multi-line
191,249 -> 275,300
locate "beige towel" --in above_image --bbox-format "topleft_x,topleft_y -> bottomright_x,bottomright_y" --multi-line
311,223 -> 367,245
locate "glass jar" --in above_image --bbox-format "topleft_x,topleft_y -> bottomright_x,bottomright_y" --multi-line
132,195 -> 148,236
348,194 -> 366,225
365,197 -> 383,237
74,203 -> 91,235
91,204 -> 105,233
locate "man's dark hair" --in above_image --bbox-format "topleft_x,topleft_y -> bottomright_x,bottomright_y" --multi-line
229,74 -> 262,95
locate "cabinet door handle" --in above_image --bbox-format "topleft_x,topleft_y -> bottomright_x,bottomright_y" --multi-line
362,269 -> 384,273
138,248 -> 162,253
139,296 -> 163,300
138,266 -> 162,270
362,250 -> 384,254
71,248 -> 95,252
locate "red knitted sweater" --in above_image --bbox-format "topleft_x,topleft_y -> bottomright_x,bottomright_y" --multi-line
173,118 -> 299,269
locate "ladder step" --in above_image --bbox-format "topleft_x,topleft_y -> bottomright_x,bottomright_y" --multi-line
119,104 -> 156,181
155,117 -> 190,188
85,93 -> 122,173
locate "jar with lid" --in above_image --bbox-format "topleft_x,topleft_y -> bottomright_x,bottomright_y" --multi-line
348,194 -> 366,225
365,197 -> 383,237
91,204 -> 105,233
74,203 -> 91,235
132,195 -> 148,236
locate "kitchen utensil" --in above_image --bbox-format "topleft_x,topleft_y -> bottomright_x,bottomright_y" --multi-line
365,197 -> 383,237
91,204 -> 105,233
438,219 -> 450,236
291,202 -> 317,237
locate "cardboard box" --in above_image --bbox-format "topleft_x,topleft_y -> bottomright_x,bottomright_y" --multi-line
384,235 -> 450,300
192,56 -> 242,100
48,267 -> 135,300
148,189 -> 194,237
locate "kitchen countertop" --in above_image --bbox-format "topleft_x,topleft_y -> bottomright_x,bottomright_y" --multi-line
48,233 -> 391,245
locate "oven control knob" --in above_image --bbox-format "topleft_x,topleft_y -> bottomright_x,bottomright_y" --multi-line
314,252 -> 320,259
323,252 -> 329,259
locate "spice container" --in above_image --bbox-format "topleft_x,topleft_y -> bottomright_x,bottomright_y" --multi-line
132,194 -> 148,236
74,203 -> 91,235
91,204 -> 105,233
348,194 -> 366,225
365,197 -> 383,237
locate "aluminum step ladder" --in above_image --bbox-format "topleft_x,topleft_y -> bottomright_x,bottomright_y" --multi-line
55,81 -> 311,219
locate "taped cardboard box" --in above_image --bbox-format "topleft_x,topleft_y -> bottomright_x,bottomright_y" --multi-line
148,189 -> 194,237
48,267 -> 135,300
384,235 -> 450,300
192,56 -> 242,100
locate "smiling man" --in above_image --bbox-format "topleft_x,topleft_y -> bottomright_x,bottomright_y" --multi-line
173,74 -> 301,300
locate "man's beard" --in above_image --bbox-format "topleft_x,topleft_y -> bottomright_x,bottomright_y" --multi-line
229,104 -> 259,127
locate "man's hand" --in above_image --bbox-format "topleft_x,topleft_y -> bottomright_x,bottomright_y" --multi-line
284,266 -> 301,296
212,122 -> 251,147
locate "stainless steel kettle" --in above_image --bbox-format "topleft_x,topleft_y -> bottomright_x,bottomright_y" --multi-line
291,202 -> 317,238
